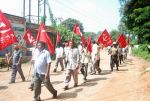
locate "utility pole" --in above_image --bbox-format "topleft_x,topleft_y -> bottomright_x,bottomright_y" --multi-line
23,0 -> 25,18
29,0 -> 31,22
44,0 -> 46,25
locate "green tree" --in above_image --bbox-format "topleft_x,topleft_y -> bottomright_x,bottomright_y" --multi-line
61,18 -> 84,34
110,29 -> 120,41
56,24 -> 80,45
119,0 -> 150,44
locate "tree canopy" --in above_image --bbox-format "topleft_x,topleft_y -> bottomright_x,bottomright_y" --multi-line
61,18 -> 84,34
119,0 -> 150,44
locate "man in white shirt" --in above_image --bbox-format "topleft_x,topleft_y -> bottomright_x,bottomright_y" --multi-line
64,41 -> 80,90
64,43 -> 69,68
80,44 -> 89,83
91,41 -> 101,75
53,43 -> 64,72
33,41 -> 57,101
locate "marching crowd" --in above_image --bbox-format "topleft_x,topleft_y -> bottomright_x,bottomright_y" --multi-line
5,40 -> 128,101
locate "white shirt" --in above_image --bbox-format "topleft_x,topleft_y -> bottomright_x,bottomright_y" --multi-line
64,46 -> 69,56
91,43 -> 98,62
66,48 -> 80,70
55,47 -> 64,58
80,48 -> 89,63
34,49 -> 51,75
29,47 -> 37,61
78,44 -> 83,55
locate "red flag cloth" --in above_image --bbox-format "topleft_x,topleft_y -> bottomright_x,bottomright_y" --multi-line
56,31 -> 61,43
36,22 -> 54,54
87,35 -> 92,53
97,29 -> 113,47
117,34 -> 127,48
0,10 -> 18,50
81,35 -> 87,46
73,22 -> 82,36
23,29 -> 35,46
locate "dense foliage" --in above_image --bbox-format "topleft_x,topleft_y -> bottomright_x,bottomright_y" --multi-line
132,44 -> 150,61
61,18 -> 84,34
119,0 -> 150,44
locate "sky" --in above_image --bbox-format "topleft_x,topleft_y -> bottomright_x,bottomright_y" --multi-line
0,0 -> 121,33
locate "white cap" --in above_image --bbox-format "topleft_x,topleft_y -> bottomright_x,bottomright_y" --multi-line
113,42 -> 117,45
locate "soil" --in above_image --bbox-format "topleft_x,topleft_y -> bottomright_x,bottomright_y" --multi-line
0,49 -> 150,101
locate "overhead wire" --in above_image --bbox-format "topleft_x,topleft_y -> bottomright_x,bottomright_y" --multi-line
48,0 -> 102,32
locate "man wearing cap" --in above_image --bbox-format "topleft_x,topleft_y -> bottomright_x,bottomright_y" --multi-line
109,42 -> 119,71
9,44 -> 25,83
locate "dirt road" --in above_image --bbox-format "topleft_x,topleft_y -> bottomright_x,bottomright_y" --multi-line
0,49 -> 150,101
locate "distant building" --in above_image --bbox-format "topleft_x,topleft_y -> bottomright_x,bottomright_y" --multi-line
0,13 -> 57,56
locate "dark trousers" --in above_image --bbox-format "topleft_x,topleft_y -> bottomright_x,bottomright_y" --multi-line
93,59 -> 101,74
55,57 -> 64,70
34,73 -> 57,100
80,63 -> 88,80
110,55 -> 119,71
119,54 -> 123,64
10,64 -> 25,82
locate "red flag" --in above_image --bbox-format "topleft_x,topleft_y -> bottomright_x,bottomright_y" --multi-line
0,10 -> 18,50
117,34 -> 127,48
56,31 -> 61,43
23,29 -> 35,46
97,29 -> 113,47
87,35 -> 92,53
73,22 -> 82,36
81,35 -> 87,46
36,22 -> 54,54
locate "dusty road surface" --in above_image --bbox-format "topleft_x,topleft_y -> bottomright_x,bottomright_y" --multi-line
0,49 -> 150,101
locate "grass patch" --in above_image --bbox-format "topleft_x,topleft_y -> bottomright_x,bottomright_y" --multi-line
132,44 -> 150,62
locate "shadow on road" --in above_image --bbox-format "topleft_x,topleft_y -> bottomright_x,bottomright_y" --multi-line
80,82 -> 98,87
79,77 -> 107,87
0,86 -> 8,90
52,80 -> 64,85
43,88 -> 83,100
50,71 -> 64,76
118,69 -> 128,71
88,77 -> 107,82
100,70 -> 112,75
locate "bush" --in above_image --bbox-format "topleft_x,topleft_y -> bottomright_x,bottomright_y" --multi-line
132,44 -> 150,61
0,57 -> 6,68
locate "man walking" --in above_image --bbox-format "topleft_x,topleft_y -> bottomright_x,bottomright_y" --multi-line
53,43 -> 64,72
64,41 -> 80,90
33,41 -> 57,101
9,45 -> 25,83
109,42 -> 119,71
80,44 -> 89,83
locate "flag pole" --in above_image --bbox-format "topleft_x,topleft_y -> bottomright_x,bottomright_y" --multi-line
71,32 -> 74,41
55,31 -> 58,50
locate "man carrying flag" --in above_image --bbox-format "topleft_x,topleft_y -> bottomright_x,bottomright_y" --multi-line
36,22 -> 54,54
33,22 -> 57,100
